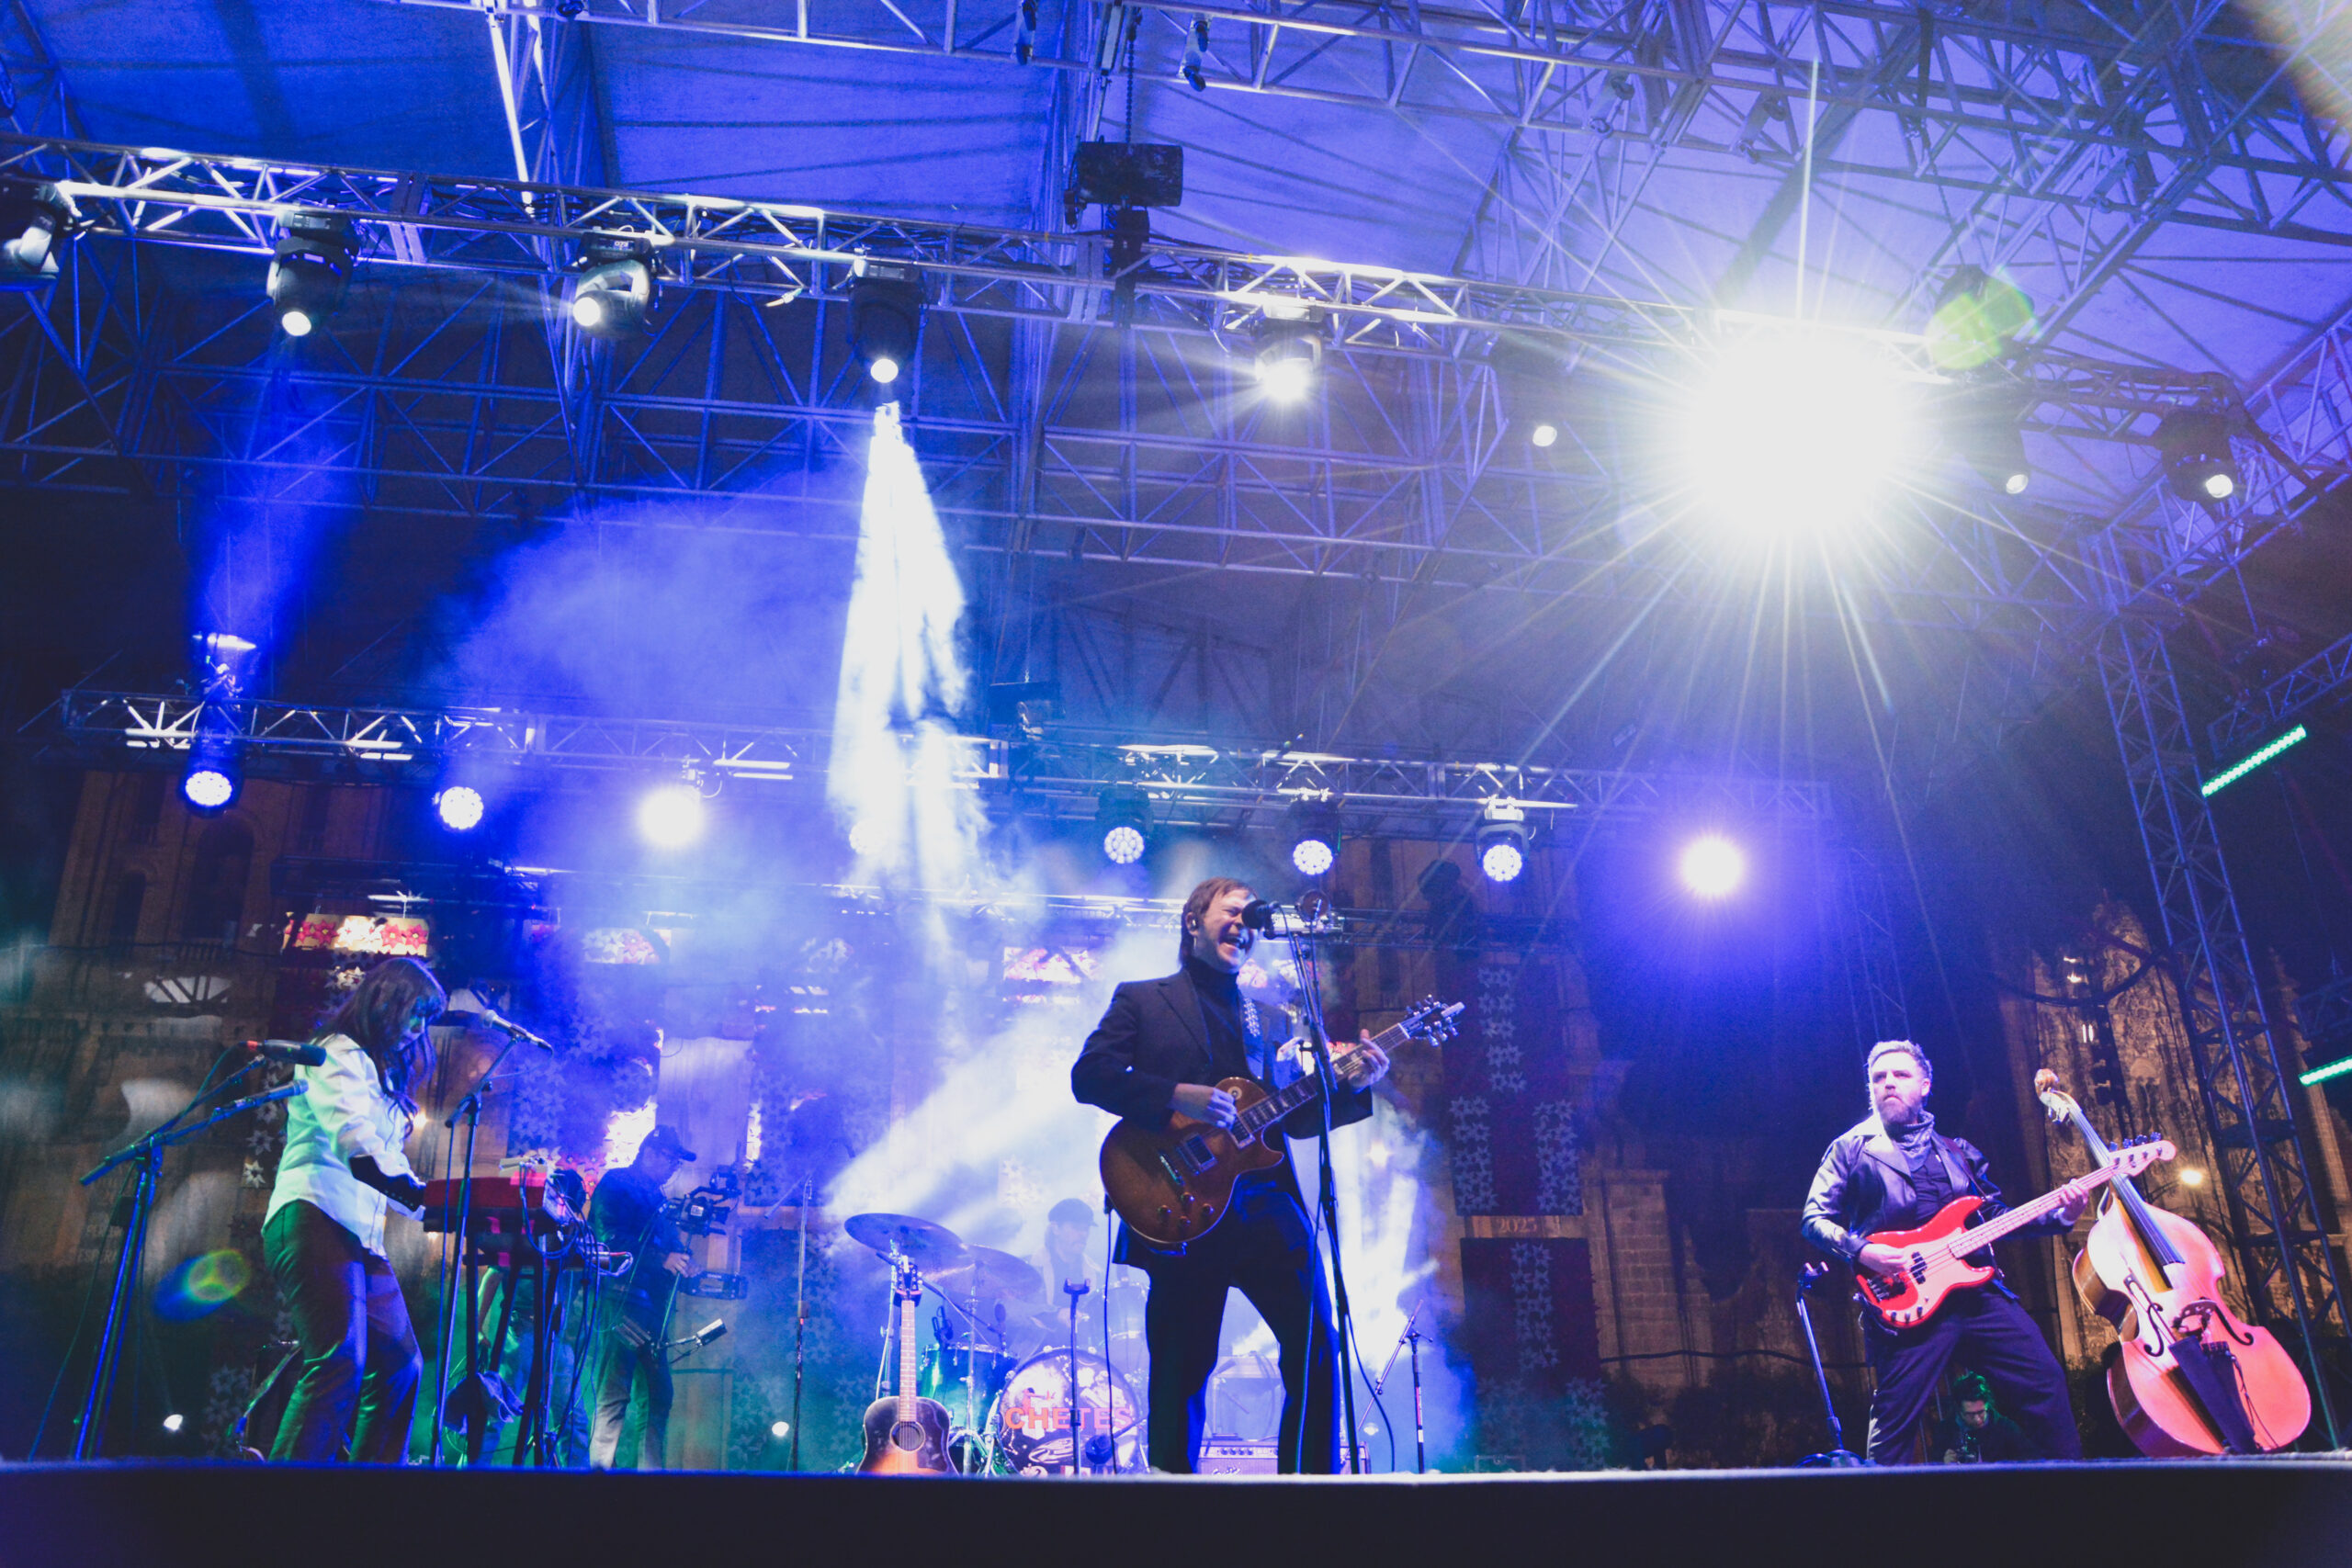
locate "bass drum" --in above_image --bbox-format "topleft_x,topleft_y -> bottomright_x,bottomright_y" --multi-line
989,1348 -> 1142,1475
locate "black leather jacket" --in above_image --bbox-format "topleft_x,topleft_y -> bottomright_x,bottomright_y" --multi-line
1801,1115 -> 2069,1276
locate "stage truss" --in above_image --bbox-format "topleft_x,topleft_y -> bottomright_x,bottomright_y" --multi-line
5,0 -> 2351,1423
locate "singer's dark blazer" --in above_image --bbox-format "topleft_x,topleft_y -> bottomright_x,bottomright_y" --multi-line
1072,965 -> 1373,1265
1071,966 -> 1374,1141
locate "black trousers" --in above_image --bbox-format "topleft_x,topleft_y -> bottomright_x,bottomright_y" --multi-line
1862,1286 -> 2081,1463
1139,1176 -> 1338,1473
261,1200 -> 423,1464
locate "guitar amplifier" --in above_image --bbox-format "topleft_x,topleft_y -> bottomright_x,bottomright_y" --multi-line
1197,1440 -> 1366,1474
1199,1440 -> 1278,1475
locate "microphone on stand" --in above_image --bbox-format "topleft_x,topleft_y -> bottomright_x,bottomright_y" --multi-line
242,1039 -> 327,1066
443,1008 -> 557,1052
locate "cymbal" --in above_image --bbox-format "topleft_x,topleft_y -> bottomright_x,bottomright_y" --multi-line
935,1244 -> 1044,1304
842,1213 -> 968,1273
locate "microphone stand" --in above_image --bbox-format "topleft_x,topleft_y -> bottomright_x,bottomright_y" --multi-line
1286,918 -> 1363,1474
1063,1277 -> 1090,1472
430,1028 -> 527,1466
791,1173 -> 810,1472
70,1077 -> 301,1458
1795,1263 -> 1863,1467
1372,1304 -> 1427,1473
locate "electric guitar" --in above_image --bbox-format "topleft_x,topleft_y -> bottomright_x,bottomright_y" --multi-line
1855,1138 -> 2173,1328
1100,997 -> 1463,1249
856,1255 -> 954,1474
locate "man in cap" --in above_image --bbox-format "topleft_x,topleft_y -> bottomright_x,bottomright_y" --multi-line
587,1123 -> 697,1469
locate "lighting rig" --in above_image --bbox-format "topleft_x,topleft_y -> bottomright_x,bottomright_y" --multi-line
266,211 -> 356,338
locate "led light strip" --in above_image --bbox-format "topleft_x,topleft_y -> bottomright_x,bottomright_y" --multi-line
2200,724 -> 2308,797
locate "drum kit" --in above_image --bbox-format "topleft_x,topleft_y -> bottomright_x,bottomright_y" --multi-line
843,1212 -> 1145,1475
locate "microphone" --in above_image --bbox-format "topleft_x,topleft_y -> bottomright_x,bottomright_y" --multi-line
243,1039 -> 327,1066
1241,900 -> 1280,931
451,1007 -> 556,1052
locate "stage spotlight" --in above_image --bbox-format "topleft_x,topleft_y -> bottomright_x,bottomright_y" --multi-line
181,763 -> 239,814
638,780 -> 707,849
1254,316 -> 1321,403
434,785 -> 485,832
1679,834 -> 1747,899
769,1419 -> 791,1439
161,1413 -> 184,1434
1489,334 -> 1568,450
1476,799 -> 1530,883
1679,326 -> 1923,540
1285,795 -> 1341,877
1924,265 -> 2033,373
267,212 -> 356,338
0,182 -> 74,289
1944,386 -> 2031,497
850,266 -> 923,388
2154,409 -> 2240,503
1096,784 -> 1150,864
570,240 -> 655,338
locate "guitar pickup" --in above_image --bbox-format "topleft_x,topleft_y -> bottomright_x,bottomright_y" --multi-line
1175,1135 -> 1215,1174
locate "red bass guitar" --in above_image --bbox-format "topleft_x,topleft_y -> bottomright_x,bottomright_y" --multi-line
1855,1138 -> 2172,1329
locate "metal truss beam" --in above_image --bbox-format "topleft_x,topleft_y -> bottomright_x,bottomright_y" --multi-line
363,0 -> 2352,245
2214,626 -> 2352,757
0,235 -> 2099,637
2098,617 -> 2350,1444
53,688 -> 1835,834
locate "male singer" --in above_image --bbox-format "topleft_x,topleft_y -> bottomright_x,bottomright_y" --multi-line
1072,877 -> 1389,1472
1802,1040 -> 2088,1463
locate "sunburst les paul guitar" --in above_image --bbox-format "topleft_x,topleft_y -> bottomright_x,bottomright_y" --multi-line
1855,1137 -> 2173,1329
1101,997 -> 1463,1249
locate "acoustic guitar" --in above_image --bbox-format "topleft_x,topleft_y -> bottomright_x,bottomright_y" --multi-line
1855,1138 -> 2172,1329
857,1254 -> 954,1474
1100,997 -> 1462,1249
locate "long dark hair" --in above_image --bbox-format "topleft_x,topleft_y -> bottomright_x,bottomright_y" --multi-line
317,956 -> 446,1114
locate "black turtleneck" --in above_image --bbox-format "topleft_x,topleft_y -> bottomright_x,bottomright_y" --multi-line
1184,953 -> 1256,1082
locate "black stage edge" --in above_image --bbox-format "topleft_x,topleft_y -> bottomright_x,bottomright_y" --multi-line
8,1460 -> 2352,1567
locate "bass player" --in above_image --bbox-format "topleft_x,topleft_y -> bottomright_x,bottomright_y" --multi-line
1803,1039 -> 2090,1463
1072,876 -> 1389,1472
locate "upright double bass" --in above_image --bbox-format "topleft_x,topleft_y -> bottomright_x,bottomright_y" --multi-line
2036,1069 -> 2310,1455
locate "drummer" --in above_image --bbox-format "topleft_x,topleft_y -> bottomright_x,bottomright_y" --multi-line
1035,1198 -> 1100,1303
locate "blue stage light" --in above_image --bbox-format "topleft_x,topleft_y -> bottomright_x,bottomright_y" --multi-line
1291,836 -> 1335,876
1102,823 -> 1146,864
1476,799 -> 1529,883
1479,840 -> 1525,883
181,765 -> 238,813
1679,834 -> 1747,899
638,781 -> 707,848
434,785 -> 485,832
1284,795 -> 1341,877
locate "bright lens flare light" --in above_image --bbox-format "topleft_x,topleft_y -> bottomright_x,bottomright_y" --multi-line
1258,356 -> 1312,402
638,782 -> 707,849
1679,834 -> 1747,899
1679,330 -> 1923,539
279,308 -> 314,338
1102,824 -> 1146,864
1291,837 -> 1336,876
571,293 -> 606,330
869,355 -> 901,386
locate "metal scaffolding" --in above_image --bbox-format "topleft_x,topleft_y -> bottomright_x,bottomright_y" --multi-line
2100,617 -> 2351,1441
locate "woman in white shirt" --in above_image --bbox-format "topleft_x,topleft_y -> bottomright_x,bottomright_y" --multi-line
263,955 -> 444,1462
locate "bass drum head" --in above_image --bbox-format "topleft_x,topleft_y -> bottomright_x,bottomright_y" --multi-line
989,1348 -> 1141,1475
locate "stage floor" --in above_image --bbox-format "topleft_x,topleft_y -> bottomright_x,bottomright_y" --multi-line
6,1457 -> 2351,1567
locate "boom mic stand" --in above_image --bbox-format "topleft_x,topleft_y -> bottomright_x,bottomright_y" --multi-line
429,1028 -> 528,1466
1795,1262 -> 1864,1467
1279,904 -> 1364,1474
71,1072 -> 304,1458
1372,1303 -> 1427,1473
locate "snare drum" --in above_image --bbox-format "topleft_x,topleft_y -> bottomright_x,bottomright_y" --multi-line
989,1348 -> 1141,1475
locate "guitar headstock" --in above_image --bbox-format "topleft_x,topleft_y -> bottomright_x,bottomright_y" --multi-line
1399,997 -> 1465,1044
888,1252 -> 924,1302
